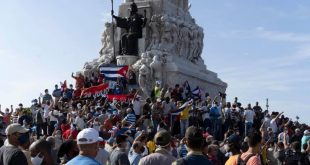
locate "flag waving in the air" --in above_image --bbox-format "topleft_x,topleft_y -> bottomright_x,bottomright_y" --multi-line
99,66 -> 128,81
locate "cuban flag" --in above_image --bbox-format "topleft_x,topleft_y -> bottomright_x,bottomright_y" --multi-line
192,86 -> 202,99
99,66 -> 128,81
171,100 -> 192,115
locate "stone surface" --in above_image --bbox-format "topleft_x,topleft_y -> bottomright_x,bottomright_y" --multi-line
79,0 -> 227,98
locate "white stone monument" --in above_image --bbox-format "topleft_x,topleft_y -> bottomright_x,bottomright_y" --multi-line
80,0 -> 227,98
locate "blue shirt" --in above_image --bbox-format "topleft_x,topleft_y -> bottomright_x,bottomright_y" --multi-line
67,155 -> 101,165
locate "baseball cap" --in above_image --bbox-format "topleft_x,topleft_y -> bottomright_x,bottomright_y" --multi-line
5,123 -> 29,135
227,134 -> 240,144
154,130 -> 171,147
77,128 -> 103,144
304,130 -> 310,135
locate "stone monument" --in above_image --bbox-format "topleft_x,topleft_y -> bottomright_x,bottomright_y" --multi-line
79,0 -> 227,98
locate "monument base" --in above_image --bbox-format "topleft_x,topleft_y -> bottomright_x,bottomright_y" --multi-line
117,55 -> 139,66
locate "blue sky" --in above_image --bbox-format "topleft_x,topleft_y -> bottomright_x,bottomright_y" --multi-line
0,1 -> 309,124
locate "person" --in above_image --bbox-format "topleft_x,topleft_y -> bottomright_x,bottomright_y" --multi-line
128,141 -> 144,165
66,128 -> 103,165
46,136 -> 58,164
139,130 -> 176,165
301,130 -> 310,152
95,141 -> 109,165
273,142 -> 286,165
244,104 -> 255,136
132,94 -> 141,119
0,104 -> 13,128
290,128 -> 303,144
109,134 -> 130,165
173,126 -> 212,165
179,100 -> 192,137
52,84 -> 62,103
224,134 -> 242,164
57,140 -> 79,164
42,89 -> 53,104
237,132 -> 263,165
0,123 -> 29,165
284,141 -> 302,165
30,139 -> 56,165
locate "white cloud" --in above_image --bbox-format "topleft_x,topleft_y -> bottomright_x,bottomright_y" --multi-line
255,27 -> 310,42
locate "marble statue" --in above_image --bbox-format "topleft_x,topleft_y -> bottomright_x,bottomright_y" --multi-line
150,54 -> 163,82
98,22 -> 115,65
147,15 -> 161,51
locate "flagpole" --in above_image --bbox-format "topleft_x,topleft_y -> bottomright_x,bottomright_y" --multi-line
111,0 -> 116,64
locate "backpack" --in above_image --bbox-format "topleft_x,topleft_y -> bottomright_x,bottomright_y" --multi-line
237,154 -> 256,165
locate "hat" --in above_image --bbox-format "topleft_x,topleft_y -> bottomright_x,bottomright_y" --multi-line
77,128 -> 103,144
295,128 -> 301,133
227,134 -> 240,144
156,98 -> 162,102
154,130 -> 171,147
5,124 -> 29,135
304,130 -> 310,135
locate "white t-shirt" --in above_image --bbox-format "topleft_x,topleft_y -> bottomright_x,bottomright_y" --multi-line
49,110 -> 59,122
43,105 -> 50,119
74,116 -> 85,130
132,100 -> 141,116
162,101 -> 173,115
278,132 -> 290,145
201,105 -> 210,120
270,118 -> 278,133
244,109 -> 255,123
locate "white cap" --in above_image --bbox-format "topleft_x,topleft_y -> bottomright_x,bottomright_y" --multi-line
5,123 -> 29,135
304,130 -> 310,135
77,128 -> 103,144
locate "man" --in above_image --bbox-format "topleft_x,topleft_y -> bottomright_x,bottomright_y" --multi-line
0,123 -> 29,165
109,134 -> 130,165
179,100 -> 192,137
95,141 -> 109,165
301,130 -> 310,152
0,104 -> 13,128
128,141 -> 144,165
132,93 -> 141,119
139,130 -> 176,165
67,128 -> 103,165
42,89 -> 53,104
30,139 -> 56,165
244,104 -> 255,136
173,126 -> 212,165
238,132 -> 263,165
52,84 -> 62,103
290,128 -> 303,144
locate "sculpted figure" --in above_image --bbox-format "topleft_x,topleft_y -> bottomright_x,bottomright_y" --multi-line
147,15 -> 161,51
98,22 -> 116,65
150,54 -> 163,82
138,57 -> 152,97
179,24 -> 191,57
112,2 -> 147,55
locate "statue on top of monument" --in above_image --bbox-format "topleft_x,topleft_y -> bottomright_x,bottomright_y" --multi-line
112,1 -> 147,56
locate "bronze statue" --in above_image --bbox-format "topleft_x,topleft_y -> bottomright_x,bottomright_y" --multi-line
112,2 -> 147,56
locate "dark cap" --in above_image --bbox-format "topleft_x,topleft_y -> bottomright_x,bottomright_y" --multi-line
185,126 -> 203,141
116,134 -> 128,144
227,134 -> 240,144
154,130 -> 171,147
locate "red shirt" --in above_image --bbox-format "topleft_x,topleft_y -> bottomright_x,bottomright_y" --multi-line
63,129 -> 79,140
61,123 -> 70,133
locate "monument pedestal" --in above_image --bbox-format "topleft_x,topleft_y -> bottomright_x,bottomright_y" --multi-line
116,55 -> 139,66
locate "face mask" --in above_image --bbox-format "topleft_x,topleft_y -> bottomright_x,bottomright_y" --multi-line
18,133 -> 29,145
224,144 -> 229,152
31,153 -> 44,165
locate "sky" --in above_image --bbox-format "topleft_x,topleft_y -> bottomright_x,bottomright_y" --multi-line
0,0 -> 309,124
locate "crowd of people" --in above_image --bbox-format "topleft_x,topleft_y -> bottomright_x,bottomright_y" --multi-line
0,74 -> 309,165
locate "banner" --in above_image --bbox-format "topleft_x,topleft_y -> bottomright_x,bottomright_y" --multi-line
80,83 -> 109,98
106,94 -> 129,101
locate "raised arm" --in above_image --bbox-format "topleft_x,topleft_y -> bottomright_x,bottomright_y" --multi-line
0,104 -> 3,115
10,105 -> 13,114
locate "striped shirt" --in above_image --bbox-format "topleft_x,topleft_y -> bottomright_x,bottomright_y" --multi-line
125,113 -> 136,125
